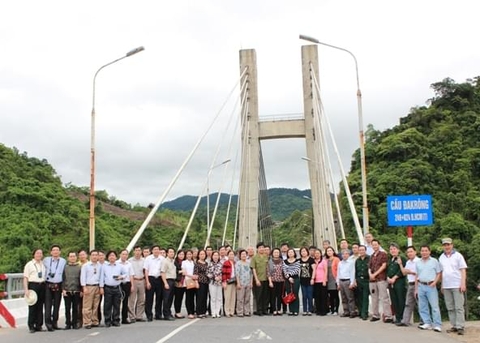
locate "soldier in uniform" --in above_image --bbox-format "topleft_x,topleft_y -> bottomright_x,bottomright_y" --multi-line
354,245 -> 370,320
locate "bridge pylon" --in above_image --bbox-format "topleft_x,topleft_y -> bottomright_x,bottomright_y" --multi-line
237,45 -> 336,249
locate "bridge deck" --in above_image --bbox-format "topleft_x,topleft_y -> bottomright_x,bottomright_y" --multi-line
0,314 -> 468,343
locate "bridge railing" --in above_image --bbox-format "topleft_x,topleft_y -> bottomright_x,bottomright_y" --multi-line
0,273 -> 24,299
258,113 -> 304,122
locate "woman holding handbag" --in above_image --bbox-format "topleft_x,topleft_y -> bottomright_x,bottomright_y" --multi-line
282,248 -> 300,316
182,250 -> 197,319
268,248 -> 285,316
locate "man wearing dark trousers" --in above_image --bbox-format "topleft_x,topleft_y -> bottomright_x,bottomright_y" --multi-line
99,251 -> 125,327
251,242 -> 269,316
387,243 -> 407,324
118,249 -> 134,324
23,248 -> 46,333
161,248 -> 177,320
44,244 -> 67,331
354,245 -> 370,320
62,251 -> 82,329
144,245 -> 164,321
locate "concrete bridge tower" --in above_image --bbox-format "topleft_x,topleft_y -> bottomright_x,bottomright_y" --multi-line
237,45 -> 335,249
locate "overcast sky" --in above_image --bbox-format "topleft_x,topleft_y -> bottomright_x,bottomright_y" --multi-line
1,0 -> 479,206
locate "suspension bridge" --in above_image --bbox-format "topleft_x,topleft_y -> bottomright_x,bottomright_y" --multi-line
125,44 -> 365,253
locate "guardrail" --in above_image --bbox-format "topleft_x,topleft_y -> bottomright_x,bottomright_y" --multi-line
0,274 -> 24,299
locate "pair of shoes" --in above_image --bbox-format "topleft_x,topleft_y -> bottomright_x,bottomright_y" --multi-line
147,317 -> 153,322
384,318 -> 393,323
293,312 -> 298,316
112,323 -> 121,327
188,314 -> 195,319
29,328 -> 36,334
121,320 -> 130,324
302,312 -> 308,316
447,327 -> 458,333
340,313 -> 350,317
84,325 -> 92,329
418,323 -> 432,330
361,316 -> 368,321
64,325 -> 71,330
238,314 -> 244,317
370,317 -> 380,322
175,314 -> 185,319
165,317 -> 175,321
433,326 -> 442,332
307,312 -> 312,316
136,318 -> 144,322
396,322 -> 408,327
244,313 -> 251,317
349,314 -> 357,319
332,312 -> 338,316
35,327 -> 46,332
46,325 -> 54,332
288,312 -> 294,316
457,328 -> 465,335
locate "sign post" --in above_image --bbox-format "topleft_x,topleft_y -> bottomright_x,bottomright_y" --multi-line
387,194 -> 433,246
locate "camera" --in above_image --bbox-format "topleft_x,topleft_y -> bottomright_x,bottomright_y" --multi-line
37,272 -> 43,278
48,272 -> 55,278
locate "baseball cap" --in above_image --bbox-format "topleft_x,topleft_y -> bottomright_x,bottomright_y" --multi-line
441,238 -> 453,245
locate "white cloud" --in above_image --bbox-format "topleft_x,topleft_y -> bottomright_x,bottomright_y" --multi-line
1,0 -> 479,206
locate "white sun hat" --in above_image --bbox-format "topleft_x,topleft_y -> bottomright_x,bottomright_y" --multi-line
24,290 -> 38,306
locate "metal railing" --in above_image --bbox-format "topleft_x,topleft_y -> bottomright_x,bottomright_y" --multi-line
0,273 -> 24,299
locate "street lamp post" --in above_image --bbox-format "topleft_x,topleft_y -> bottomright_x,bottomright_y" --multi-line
299,34 -> 369,236
89,46 -> 145,251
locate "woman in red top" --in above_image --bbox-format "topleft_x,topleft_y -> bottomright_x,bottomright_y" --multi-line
222,250 -> 236,317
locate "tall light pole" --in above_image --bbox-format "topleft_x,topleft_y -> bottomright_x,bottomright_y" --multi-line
89,46 -> 145,251
299,34 -> 369,235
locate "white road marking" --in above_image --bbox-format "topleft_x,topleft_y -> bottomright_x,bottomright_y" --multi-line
156,319 -> 200,343
239,329 -> 272,340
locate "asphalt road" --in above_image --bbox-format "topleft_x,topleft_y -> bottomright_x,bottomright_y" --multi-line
0,315 -> 460,343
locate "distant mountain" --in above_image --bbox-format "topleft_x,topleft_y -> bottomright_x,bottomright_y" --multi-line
160,188 -> 313,221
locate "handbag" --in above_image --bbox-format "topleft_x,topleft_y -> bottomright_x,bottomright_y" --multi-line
282,283 -> 296,305
227,277 -> 236,285
186,278 -> 198,289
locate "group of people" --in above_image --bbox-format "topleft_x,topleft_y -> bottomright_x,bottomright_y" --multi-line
23,233 -> 468,336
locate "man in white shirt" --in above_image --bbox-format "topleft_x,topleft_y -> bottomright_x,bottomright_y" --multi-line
144,245 -> 165,321
337,250 -> 356,318
118,249 -> 134,324
396,246 -> 420,327
439,238 -> 467,336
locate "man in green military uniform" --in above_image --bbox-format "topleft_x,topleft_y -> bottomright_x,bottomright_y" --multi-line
387,243 -> 407,324
354,245 -> 370,320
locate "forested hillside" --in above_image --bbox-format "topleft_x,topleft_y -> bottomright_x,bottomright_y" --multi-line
341,77 -> 480,313
161,188 -> 312,221
0,146 -> 213,273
